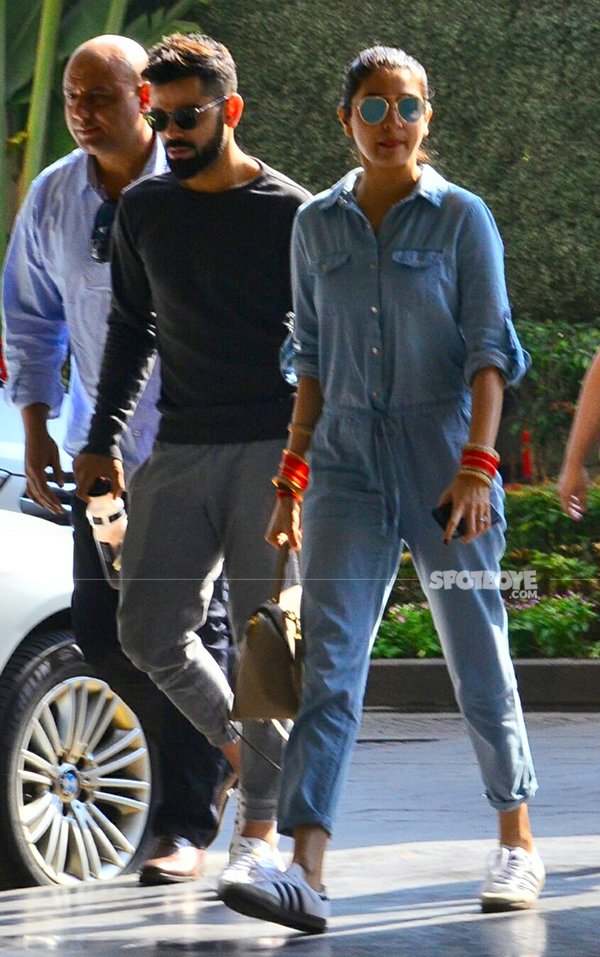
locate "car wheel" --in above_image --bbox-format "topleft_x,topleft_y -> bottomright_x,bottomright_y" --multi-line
0,631 -> 154,887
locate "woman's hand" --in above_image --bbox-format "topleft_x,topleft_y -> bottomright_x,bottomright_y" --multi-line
436,472 -> 493,544
558,462 -> 588,521
265,495 -> 303,551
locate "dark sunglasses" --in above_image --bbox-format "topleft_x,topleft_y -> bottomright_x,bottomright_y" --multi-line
143,96 -> 227,132
357,95 -> 426,125
90,200 -> 116,263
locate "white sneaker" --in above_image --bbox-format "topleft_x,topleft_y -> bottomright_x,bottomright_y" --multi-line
222,861 -> 330,934
217,836 -> 284,896
480,845 -> 546,912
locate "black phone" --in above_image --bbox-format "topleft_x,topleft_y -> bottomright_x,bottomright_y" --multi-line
432,501 -> 502,538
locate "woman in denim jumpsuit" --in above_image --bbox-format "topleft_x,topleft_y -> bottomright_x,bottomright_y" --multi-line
223,46 -> 544,934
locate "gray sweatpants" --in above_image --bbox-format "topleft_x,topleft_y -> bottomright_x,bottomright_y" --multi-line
118,438 -> 287,822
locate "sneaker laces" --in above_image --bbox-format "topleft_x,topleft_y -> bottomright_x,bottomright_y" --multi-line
489,847 -> 536,886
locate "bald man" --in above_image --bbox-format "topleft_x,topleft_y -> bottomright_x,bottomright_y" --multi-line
3,35 -> 234,886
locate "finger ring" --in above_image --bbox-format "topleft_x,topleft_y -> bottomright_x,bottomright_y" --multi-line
479,517 -> 489,524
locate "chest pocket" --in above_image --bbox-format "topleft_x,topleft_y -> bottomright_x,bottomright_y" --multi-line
391,248 -> 446,314
310,251 -> 351,314
312,250 -> 351,275
83,259 -> 112,291
392,249 -> 443,269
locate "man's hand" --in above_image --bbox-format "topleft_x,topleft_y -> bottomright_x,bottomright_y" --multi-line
74,452 -> 125,502
21,404 -> 65,514
24,428 -> 65,514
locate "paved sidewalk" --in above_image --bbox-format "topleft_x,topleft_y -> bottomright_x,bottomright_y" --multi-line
0,713 -> 597,956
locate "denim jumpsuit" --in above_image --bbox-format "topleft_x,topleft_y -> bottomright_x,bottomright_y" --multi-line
277,165 -> 538,837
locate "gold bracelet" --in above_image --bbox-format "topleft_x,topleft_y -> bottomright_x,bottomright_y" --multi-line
287,422 -> 314,437
458,466 -> 493,488
272,475 -> 305,496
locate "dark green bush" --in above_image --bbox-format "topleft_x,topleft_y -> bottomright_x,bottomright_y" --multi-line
373,595 -> 600,660
503,483 -> 600,553
375,483 -> 600,658
505,549 -> 597,597
507,595 -> 600,658
511,320 -> 599,478
201,0 -> 600,330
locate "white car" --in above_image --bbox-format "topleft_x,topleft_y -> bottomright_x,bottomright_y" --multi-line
0,388 -> 154,888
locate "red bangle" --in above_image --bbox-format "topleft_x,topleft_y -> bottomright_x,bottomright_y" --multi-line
277,448 -> 310,493
460,453 -> 497,479
460,446 -> 499,480
462,443 -> 500,463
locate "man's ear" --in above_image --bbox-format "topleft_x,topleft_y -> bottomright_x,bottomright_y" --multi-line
138,81 -> 151,112
224,93 -> 244,128
337,104 -> 353,139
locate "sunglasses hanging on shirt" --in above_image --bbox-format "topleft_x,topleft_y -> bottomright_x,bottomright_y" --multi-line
90,200 -> 117,263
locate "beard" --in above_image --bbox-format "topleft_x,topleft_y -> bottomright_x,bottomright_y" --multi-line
166,117 -> 226,180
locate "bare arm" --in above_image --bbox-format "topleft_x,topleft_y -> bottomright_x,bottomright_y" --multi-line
265,375 -> 323,550
558,350 -> 600,518
437,366 -> 505,542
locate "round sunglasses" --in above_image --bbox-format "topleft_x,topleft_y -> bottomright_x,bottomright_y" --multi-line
357,95 -> 426,125
144,95 -> 227,132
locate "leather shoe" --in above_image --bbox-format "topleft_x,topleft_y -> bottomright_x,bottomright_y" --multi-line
139,836 -> 204,885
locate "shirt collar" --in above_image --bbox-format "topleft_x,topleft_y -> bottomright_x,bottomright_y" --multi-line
318,163 -> 448,211
79,133 -> 165,198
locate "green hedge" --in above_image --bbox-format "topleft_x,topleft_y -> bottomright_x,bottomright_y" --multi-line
374,594 -> 600,660
376,483 -> 600,658
510,320 -> 599,478
200,0 -> 600,329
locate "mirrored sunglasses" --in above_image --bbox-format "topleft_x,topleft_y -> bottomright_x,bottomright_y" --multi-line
357,95 -> 426,125
144,96 -> 227,132
90,200 -> 116,263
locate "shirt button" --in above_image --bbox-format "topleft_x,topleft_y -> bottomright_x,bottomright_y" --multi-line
369,261 -> 377,270
371,347 -> 380,356
133,430 -> 141,437
371,390 -> 379,400
370,305 -> 378,315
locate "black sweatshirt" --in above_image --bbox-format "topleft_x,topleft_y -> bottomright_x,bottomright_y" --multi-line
85,163 -> 311,458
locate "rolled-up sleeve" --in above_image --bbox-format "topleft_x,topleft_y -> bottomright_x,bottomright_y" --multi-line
290,212 -> 320,381
2,186 -> 68,416
457,198 -> 530,388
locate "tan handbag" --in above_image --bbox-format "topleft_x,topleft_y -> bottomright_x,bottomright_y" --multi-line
231,545 -> 302,721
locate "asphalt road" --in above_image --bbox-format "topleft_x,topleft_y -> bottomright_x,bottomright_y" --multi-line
0,712 -> 598,956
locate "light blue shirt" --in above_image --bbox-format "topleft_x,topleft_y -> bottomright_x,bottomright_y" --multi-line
291,164 -> 530,414
2,139 -> 167,476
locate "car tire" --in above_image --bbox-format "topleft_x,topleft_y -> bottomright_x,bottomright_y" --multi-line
0,631 -> 155,888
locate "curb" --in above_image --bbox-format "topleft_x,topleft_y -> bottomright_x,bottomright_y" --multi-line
365,659 -> 600,711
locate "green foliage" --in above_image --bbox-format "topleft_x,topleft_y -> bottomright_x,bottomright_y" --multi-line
374,604 -> 441,659
506,548 -> 597,596
373,595 -> 600,660
503,483 -> 600,553
4,0 -> 207,218
507,595 -> 600,658
375,482 -> 600,658
200,0 -> 600,330
513,319 -> 599,478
